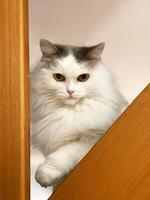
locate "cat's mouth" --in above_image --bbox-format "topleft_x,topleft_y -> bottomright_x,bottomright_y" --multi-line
64,96 -> 79,105
68,96 -> 74,99
66,94 -> 77,99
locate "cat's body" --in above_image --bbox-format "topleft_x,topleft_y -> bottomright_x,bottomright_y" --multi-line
31,39 -> 128,188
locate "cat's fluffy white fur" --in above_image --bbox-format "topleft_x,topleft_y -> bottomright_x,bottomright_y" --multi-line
31,41 -> 127,188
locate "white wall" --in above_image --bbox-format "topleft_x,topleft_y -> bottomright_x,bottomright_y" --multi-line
29,0 -> 150,102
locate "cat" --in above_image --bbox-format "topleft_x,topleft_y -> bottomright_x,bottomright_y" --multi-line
30,39 -> 128,189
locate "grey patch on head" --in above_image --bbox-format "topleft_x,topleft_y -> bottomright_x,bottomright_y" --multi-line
39,39 -> 105,68
70,46 -> 99,66
71,43 -> 105,66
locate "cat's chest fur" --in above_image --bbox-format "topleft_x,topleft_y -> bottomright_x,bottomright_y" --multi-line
32,98 -> 119,155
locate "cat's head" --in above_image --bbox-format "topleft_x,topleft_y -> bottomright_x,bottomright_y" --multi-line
32,39 -> 106,106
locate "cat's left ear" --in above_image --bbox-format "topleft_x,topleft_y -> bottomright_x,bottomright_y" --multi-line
88,42 -> 105,59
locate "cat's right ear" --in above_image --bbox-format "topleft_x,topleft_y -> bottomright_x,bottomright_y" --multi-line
40,39 -> 58,56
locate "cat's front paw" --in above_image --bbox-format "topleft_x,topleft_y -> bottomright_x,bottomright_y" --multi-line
35,162 -> 63,188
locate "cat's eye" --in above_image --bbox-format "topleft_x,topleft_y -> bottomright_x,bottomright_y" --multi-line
53,73 -> 65,82
77,74 -> 90,82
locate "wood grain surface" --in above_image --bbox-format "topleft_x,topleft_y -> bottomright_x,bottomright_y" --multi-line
50,84 -> 150,200
0,0 -> 30,200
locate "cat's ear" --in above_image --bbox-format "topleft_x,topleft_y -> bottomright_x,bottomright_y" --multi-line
40,39 -> 58,56
87,42 -> 105,59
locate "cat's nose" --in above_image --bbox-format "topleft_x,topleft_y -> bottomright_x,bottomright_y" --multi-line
67,90 -> 75,95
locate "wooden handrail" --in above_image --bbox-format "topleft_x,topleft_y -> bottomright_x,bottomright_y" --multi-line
50,84 -> 150,200
0,0 -> 30,200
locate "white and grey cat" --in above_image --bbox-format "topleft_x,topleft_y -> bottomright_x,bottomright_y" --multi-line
31,39 -> 128,188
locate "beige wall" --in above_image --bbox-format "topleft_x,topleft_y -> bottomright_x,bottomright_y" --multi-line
29,0 -> 150,102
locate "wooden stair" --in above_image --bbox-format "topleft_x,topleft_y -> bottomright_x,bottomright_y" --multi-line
50,84 -> 150,200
